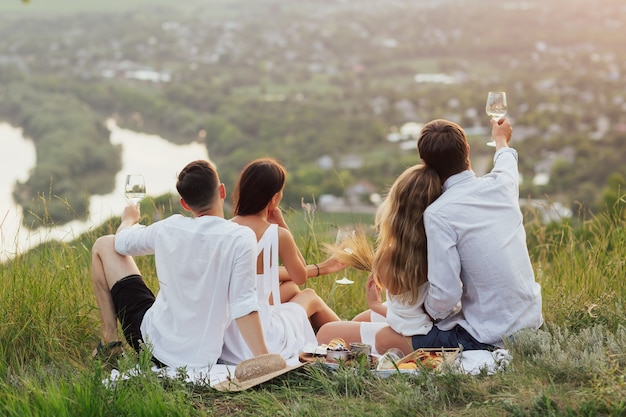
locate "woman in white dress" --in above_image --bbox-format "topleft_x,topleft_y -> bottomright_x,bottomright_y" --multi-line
221,158 -> 340,365
316,164 -> 442,355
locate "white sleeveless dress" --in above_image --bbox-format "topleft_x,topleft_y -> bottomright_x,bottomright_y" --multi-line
221,224 -> 317,365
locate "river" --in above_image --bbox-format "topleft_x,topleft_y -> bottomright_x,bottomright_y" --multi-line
0,120 -> 208,262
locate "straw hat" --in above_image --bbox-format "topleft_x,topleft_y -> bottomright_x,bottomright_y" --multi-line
213,353 -> 306,392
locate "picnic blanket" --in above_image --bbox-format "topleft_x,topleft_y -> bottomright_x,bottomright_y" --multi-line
104,348 -> 511,388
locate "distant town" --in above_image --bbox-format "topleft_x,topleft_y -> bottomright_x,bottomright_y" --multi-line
0,0 -> 624,227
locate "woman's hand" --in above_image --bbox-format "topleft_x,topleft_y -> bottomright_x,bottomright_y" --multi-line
318,254 -> 347,275
365,273 -> 387,317
267,207 -> 288,229
365,273 -> 382,309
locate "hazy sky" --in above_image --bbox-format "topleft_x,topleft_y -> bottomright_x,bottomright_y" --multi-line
1,0 -> 186,14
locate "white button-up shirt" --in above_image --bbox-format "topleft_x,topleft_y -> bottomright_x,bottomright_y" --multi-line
423,148 -> 543,346
115,214 -> 259,368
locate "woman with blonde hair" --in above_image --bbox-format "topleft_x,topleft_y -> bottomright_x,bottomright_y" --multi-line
221,158 -> 341,365
317,164 -> 442,355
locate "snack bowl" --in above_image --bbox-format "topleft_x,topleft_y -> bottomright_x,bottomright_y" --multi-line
350,342 -> 372,356
326,349 -> 352,362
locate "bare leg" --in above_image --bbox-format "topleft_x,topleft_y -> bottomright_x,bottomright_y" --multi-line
375,326 -> 414,356
316,321 -> 363,345
91,235 -> 141,344
291,288 -> 340,332
279,280 -> 301,303
351,309 -> 373,322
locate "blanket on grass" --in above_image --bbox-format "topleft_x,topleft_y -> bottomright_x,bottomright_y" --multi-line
104,349 -> 511,389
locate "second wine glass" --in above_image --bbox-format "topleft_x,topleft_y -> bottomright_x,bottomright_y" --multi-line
335,228 -> 354,285
485,91 -> 507,147
124,174 -> 146,206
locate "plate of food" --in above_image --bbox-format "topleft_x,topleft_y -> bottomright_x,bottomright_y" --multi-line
300,340 -> 458,375
300,338 -> 376,369
375,347 -> 460,375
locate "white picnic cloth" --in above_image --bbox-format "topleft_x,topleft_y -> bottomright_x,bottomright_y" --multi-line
453,348 -> 511,375
104,348 -> 511,388
105,364 -> 235,388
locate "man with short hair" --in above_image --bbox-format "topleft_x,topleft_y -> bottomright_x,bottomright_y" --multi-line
381,118 -> 543,352
91,159 -> 268,368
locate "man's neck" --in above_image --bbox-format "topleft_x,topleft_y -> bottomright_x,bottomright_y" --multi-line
194,207 -> 224,218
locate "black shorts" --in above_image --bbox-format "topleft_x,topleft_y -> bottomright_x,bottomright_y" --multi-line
411,325 -> 496,351
110,274 -> 155,352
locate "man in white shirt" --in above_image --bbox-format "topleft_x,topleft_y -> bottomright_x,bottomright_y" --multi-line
408,118 -> 543,351
90,160 -> 268,368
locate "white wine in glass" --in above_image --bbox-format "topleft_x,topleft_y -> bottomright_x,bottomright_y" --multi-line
124,174 -> 146,206
335,228 -> 354,285
485,91 -> 507,146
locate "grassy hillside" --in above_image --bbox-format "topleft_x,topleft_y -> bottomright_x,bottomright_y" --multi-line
0,198 -> 625,415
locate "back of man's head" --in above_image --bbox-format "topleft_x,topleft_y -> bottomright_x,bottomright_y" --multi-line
417,119 -> 470,183
176,160 -> 219,212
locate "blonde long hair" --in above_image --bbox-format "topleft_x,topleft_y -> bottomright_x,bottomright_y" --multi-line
372,164 -> 442,304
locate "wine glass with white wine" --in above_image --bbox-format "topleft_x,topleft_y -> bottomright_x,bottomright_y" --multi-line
335,228 -> 354,285
485,91 -> 507,146
124,174 -> 146,206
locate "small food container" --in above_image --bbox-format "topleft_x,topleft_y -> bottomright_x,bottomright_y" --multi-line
349,342 -> 372,356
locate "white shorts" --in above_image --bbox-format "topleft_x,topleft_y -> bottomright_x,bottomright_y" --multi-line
359,322 -> 389,356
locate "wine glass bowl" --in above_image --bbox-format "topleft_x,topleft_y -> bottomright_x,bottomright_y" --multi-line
376,348 -> 405,370
485,91 -> 507,146
124,174 -> 146,206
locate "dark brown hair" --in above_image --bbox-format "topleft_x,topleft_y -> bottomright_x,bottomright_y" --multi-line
233,158 -> 286,216
175,160 -> 220,211
417,119 -> 470,183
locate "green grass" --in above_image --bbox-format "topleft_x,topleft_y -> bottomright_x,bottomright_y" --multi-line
1,198 -> 626,416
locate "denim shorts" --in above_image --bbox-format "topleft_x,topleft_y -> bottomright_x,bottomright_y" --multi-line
110,274 -> 155,352
411,325 -> 496,351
